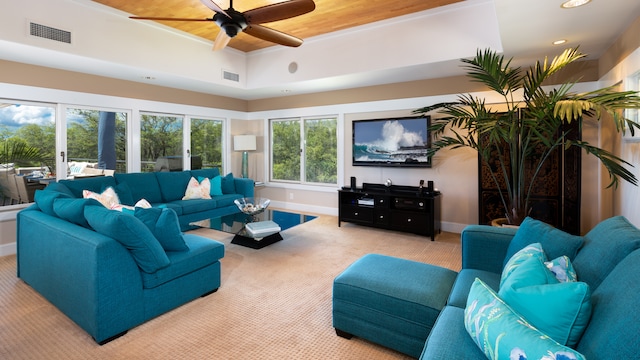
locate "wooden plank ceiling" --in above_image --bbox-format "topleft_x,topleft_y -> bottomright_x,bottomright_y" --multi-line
93,0 -> 462,52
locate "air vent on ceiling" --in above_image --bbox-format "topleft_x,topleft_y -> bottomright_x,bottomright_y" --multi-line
29,22 -> 71,44
222,70 -> 240,82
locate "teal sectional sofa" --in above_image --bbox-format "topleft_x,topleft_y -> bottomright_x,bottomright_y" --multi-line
333,216 -> 640,359
61,168 -> 254,231
16,169 -> 252,344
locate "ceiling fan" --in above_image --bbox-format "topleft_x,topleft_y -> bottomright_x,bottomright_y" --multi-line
130,0 -> 316,51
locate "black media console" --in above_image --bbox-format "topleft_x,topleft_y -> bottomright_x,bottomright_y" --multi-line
338,182 -> 442,241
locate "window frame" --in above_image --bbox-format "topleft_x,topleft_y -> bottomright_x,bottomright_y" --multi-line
269,115 -> 338,186
624,70 -> 640,142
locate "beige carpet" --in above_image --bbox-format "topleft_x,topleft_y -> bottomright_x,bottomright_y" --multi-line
0,214 -> 461,360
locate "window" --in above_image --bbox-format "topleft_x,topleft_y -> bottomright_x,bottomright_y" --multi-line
270,116 -> 337,185
624,71 -> 640,141
190,118 -> 224,170
66,108 -> 127,173
0,100 -> 55,172
140,113 -> 183,172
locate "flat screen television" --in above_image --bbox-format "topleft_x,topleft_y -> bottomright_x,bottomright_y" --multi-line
352,115 -> 432,167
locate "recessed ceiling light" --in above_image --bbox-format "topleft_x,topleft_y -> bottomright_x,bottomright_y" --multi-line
561,0 -> 591,9
553,39 -> 567,45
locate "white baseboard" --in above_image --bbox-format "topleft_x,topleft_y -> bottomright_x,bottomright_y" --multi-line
0,242 -> 16,257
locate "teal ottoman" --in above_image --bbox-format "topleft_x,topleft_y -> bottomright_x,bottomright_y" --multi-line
332,254 -> 457,358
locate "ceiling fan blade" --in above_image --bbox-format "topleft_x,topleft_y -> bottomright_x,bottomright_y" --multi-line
244,24 -> 303,47
244,0 -> 315,24
200,0 -> 231,18
130,16 -> 212,22
213,30 -> 232,51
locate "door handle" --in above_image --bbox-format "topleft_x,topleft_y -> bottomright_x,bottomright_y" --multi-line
60,151 -> 65,162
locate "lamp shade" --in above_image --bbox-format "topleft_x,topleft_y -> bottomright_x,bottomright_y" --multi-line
234,135 -> 257,151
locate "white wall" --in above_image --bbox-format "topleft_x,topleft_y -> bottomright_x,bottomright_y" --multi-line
602,47 -> 640,227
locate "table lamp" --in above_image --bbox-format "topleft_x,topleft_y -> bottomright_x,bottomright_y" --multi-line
233,135 -> 256,178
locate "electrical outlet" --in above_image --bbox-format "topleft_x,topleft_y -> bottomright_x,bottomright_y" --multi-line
289,193 -> 294,200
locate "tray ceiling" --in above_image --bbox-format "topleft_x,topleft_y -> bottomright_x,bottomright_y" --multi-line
92,0 -> 462,52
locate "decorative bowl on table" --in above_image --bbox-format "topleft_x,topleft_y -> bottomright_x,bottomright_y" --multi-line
234,197 -> 270,216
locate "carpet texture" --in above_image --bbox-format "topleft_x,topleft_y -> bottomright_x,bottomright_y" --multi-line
0,214 -> 461,359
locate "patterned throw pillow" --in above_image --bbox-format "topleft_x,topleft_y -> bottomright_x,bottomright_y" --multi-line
545,256 -> 578,283
500,242 -> 546,288
499,256 -> 592,346
465,278 -> 586,360
182,177 -> 211,200
83,187 -> 120,209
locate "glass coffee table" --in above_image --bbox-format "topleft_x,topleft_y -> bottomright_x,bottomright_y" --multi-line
190,198 -> 317,249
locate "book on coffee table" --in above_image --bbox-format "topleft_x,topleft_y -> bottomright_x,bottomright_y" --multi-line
245,220 -> 281,238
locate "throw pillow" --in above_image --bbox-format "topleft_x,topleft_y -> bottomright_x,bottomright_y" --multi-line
112,198 -> 153,213
34,188 -> 72,216
44,182 -> 74,197
182,177 -> 211,200
500,242 -> 546,288
503,217 -> 584,268
83,187 -> 120,209
498,256 -> 592,347
53,197 -> 101,228
545,256 -> 578,283
465,278 -> 586,360
221,172 -> 236,194
199,175 -> 223,196
84,205 -> 170,273
134,207 -> 188,252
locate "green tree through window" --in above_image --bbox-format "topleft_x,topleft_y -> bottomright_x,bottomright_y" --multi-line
271,116 -> 337,184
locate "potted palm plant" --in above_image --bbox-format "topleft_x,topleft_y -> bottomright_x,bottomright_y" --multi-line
414,47 -> 640,226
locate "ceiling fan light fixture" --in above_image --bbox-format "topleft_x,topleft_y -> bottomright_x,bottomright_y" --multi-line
561,0 -> 591,9
223,23 -> 242,37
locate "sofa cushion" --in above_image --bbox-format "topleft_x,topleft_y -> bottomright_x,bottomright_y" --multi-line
114,172 -> 163,203
84,205 -> 170,273
155,171 -> 193,202
34,188 -> 74,216
498,256 -> 592,346
212,193 -> 242,208
110,181 -> 134,206
221,172 -> 236,194
156,202 -> 183,216
59,176 -> 117,198
503,217 -> 583,269
190,167 -> 220,180
168,199 -> 218,215
573,216 -> 640,289
141,234 -> 224,289
575,248 -> 640,359
446,268 -> 500,309
464,278 -> 586,360
52,197 -> 101,228
420,306 -> 487,360
134,207 -> 188,252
